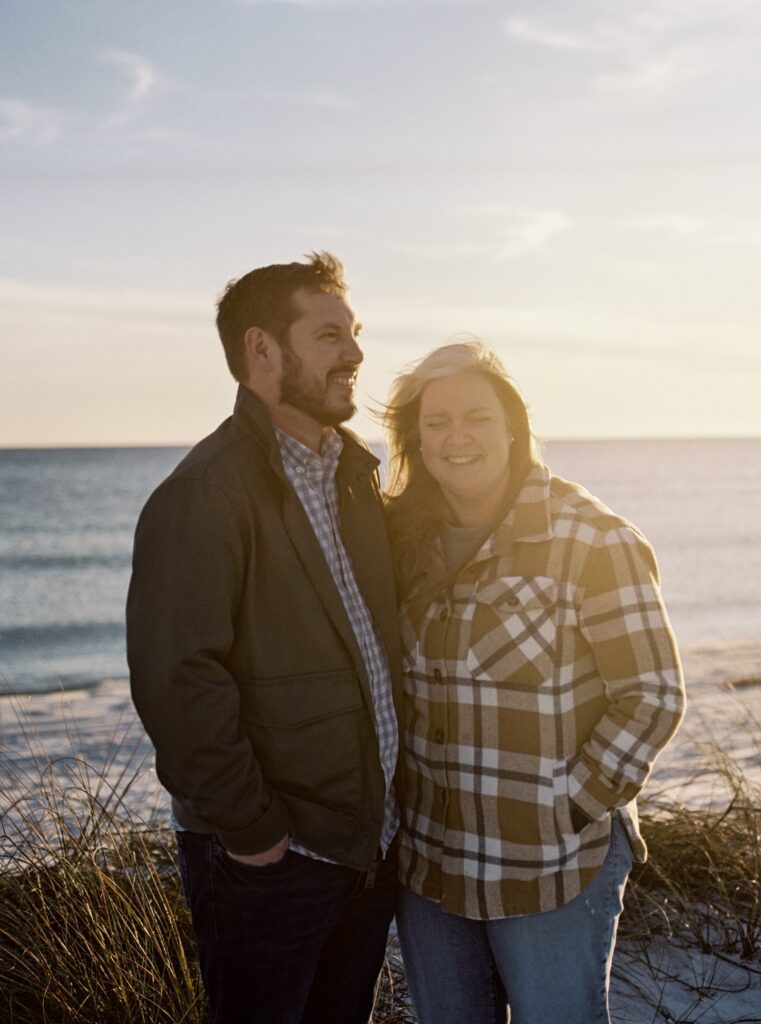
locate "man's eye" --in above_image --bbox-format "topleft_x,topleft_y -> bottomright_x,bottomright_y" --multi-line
424,421 -> 447,429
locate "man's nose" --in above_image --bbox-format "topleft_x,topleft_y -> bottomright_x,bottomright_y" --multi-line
343,332 -> 364,365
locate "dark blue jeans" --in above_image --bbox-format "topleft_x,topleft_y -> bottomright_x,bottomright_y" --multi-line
176,831 -> 397,1024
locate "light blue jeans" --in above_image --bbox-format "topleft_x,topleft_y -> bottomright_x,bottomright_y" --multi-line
396,813 -> 633,1024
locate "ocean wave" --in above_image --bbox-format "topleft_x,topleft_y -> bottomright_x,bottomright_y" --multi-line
0,553 -> 131,572
0,621 -> 124,649
0,621 -> 128,695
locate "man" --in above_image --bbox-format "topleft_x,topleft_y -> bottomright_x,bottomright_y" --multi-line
127,252 -> 401,1024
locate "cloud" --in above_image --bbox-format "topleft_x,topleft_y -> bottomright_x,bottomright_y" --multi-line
503,1 -> 758,96
460,206 -> 574,261
503,17 -> 595,53
256,87 -> 358,110
0,98 -> 67,145
593,44 -> 717,94
235,0 -> 486,7
616,215 -> 705,235
0,276 -> 208,321
615,213 -> 761,247
100,50 -> 164,129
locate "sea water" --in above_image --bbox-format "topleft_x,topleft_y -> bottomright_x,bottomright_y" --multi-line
1,439 -> 759,694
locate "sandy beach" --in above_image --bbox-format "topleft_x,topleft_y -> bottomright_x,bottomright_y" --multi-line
2,637 -> 760,1023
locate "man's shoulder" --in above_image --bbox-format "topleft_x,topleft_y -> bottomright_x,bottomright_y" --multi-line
170,416 -> 256,483
141,416 -> 272,516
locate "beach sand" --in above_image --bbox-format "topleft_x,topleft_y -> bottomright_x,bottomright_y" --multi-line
2,637 -> 760,1022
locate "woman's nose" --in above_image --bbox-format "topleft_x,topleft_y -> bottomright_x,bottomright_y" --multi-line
446,421 -> 472,444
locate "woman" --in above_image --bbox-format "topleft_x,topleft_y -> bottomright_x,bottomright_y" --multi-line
383,340 -> 685,1024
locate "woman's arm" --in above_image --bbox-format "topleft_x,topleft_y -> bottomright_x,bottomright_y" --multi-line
570,524 -> 686,821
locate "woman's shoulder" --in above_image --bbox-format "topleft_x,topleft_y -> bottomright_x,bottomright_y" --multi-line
547,473 -> 647,545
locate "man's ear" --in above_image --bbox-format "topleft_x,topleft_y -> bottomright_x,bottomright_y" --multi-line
243,326 -> 281,382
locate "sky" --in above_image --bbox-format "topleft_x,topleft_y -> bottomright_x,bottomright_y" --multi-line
1,0 -> 760,446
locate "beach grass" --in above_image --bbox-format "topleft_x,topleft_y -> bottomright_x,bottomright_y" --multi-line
0,781 -> 204,1022
1,702 -> 759,1023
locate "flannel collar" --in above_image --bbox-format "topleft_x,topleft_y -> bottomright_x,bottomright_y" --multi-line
472,462 -> 554,564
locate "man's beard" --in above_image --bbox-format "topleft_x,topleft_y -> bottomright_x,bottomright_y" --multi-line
279,345 -> 357,427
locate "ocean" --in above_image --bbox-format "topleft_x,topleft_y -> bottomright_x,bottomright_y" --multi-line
1,439 -> 759,695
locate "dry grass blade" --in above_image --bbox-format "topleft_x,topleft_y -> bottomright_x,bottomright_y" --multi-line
0,733 -> 206,1024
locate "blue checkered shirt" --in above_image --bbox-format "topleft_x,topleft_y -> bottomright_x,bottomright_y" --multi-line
275,426 -> 400,860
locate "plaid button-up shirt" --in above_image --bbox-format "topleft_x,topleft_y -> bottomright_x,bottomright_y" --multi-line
275,427 -> 400,859
398,463 -> 685,919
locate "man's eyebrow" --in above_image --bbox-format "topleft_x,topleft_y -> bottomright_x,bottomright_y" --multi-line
315,319 -> 362,335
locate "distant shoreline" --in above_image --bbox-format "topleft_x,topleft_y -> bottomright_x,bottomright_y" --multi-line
3,436 -> 761,452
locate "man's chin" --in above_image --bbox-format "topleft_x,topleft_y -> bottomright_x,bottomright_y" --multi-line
284,397 -> 357,428
322,399 -> 357,427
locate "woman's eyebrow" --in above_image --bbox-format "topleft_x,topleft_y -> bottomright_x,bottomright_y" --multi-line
423,406 -> 492,417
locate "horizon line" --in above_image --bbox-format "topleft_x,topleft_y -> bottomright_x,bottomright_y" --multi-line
2,433 -> 761,452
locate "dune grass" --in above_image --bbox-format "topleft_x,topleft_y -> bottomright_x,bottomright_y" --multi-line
0,700 -> 759,1023
0,749 -> 204,1024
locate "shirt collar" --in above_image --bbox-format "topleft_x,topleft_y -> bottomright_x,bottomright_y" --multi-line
274,425 -> 344,485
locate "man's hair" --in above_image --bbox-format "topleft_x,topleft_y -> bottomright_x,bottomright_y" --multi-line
215,251 -> 348,381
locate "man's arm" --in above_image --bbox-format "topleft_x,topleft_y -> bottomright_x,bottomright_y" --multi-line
127,475 -> 291,855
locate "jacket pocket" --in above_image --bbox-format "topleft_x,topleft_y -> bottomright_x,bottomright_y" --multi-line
466,575 -> 558,686
240,670 -> 366,815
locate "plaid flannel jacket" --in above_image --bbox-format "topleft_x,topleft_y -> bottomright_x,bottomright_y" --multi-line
398,463 -> 685,920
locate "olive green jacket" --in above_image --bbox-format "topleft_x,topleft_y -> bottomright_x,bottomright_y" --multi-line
127,386 -> 402,869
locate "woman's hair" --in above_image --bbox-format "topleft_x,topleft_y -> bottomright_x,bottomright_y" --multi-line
381,338 -> 541,597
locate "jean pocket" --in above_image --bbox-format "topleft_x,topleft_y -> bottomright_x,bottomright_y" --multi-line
211,835 -> 297,878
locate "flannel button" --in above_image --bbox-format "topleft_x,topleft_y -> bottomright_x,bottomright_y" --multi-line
434,728 -> 444,743
439,789 -> 447,805
433,668 -> 442,682
439,607 -> 449,621
506,595 -> 519,607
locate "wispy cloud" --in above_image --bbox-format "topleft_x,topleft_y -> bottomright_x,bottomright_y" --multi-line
100,50 -> 164,129
503,17 -> 594,53
461,206 -> 574,261
615,212 -> 761,247
593,43 -> 717,94
235,0 -> 487,7
253,87 -> 358,110
0,98 -> 68,145
503,1 -> 758,96
616,214 -> 705,235
0,276 -> 208,320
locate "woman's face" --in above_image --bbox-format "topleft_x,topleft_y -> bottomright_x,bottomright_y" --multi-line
418,371 -> 512,520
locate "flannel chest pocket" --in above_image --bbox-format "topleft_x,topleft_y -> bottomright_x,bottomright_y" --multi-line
465,575 -> 558,686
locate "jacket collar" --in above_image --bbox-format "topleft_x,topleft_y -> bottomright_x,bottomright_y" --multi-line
477,462 -> 554,561
231,384 -> 379,485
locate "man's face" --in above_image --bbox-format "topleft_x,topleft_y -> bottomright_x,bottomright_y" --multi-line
277,287 -> 364,428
